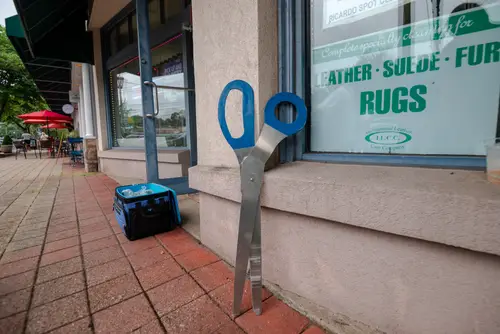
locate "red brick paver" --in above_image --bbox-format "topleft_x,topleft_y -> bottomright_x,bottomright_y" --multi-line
0,288 -> 31,318
161,295 -> 231,334
88,273 -> 142,312
147,274 -> 205,316
175,247 -> 220,272
92,294 -> 156,333
0,312 -> 26,334
0,270 -> 35,296
0,245 -> 41,265
191,260 -> 234,292
86,257 -> 132,287
26,291 -> 88,333
0,158 -> 322,333
135,258 -> 184,290
236,296 -> 310,334
31,272 -> 85,307
209,280 -> 272,318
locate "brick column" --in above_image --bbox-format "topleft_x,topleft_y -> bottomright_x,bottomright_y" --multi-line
84,138 -> 98,172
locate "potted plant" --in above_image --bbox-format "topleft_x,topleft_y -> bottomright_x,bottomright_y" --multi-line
1,135 -> 13,153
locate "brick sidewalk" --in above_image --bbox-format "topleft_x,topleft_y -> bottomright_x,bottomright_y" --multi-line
0,158 -> 325,333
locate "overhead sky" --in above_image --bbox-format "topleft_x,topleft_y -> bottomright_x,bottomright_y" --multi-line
0,0 -> 17,27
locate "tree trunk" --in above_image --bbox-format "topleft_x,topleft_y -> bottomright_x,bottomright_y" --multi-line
0,95 -> 8,120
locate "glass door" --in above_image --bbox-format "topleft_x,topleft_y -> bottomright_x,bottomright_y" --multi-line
111,4 -> 196,193
150,31 -> 197,194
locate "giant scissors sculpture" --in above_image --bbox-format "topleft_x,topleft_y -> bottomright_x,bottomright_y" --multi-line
218,80 -> 307,316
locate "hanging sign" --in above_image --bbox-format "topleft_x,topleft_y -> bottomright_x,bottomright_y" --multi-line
311,4 -> 500,155
62,104 -> 74,115
323,0 -> 405,29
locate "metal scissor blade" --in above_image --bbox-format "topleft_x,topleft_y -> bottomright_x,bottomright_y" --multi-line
249,198 -> 262,315
233,194 -> 260,317
233,157 -> 265,317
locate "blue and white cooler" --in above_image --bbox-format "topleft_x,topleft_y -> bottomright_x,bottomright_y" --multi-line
113,183 -> 181,241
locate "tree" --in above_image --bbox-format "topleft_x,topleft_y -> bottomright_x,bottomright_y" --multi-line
118,100 -> 133,137
169,111 -> 185,130
0,25 -> 48,131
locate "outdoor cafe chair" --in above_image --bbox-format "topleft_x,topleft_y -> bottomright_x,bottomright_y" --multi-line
68,137 -> 83,166
13,140 -> 27,160
39,139 -> 54,158
59,141 -> 69,157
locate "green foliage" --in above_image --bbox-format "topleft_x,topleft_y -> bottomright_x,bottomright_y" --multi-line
118,101 -> 133,138
68,130 -> 80,138
2,135 -> 13,145
156,111 -> 185,129
0,25 -> 48,129
0,122 -> 22,138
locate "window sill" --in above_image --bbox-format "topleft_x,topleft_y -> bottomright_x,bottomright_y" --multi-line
189,161 -> 500,256
99,148 -> 189,164
303,153 -> 486,170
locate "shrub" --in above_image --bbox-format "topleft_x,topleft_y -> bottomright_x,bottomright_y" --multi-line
2,135 -> 13,145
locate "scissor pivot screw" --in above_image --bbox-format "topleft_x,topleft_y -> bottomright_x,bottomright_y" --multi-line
250,177 -> 254,182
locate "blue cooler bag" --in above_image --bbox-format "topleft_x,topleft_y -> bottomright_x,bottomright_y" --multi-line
113,183 -> 181,241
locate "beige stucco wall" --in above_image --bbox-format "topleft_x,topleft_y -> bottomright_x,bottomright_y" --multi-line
190,163 -> 500,257
98,149 -> 190,180
192,0 -> 278,168
100,158 -> 183,180
190,0 -> 500,333
88,0 -> 132,29
199,192 -> 500,334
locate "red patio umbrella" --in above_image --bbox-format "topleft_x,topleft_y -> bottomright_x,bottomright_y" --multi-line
22,119 -> 71,124
18,110 -> 72,137
40,123 -> 68,129
17,110 -> 72,122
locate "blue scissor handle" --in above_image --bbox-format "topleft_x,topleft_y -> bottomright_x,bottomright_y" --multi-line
218,80 -> 255,150
264,92 -> 307,136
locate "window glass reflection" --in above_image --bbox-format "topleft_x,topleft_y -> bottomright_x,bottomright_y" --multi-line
109,35 -> 187,149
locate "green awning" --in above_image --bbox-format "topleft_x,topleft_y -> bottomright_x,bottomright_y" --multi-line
5,0 -> 94,112
5,15 -> 24,38
8,0 -> 93,64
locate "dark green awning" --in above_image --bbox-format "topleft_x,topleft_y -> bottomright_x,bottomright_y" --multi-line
5,15 -> 72,112
12,0 -> 93,64
5,15 -> 24,38
5,0 -> 93,112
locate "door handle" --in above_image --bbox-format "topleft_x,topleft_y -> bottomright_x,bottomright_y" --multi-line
144,81 -> 160,117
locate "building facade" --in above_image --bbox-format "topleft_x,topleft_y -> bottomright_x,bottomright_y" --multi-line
7,0 -> 500,333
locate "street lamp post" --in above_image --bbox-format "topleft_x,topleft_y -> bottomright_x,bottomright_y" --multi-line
117,75 -> 124,106
116,75 -> 124,141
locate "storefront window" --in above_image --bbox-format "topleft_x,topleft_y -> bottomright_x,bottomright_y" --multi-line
149,0 -> 162,29
310,0 -> 500,156
131,14 -> 137,43
165,0 -> 183,19
109,35 -> 187,149
107,0 -> 187,55
109,28 -> 118,56
117,19 -> 129,51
